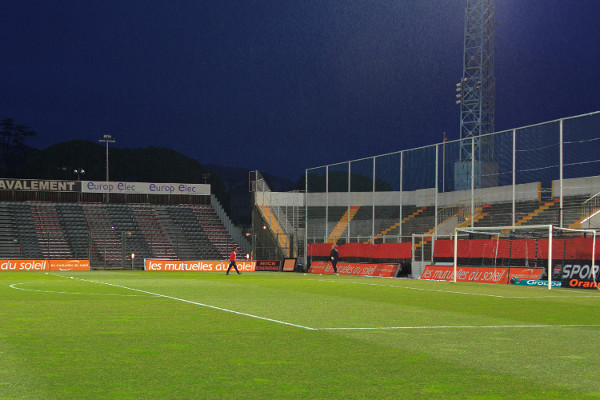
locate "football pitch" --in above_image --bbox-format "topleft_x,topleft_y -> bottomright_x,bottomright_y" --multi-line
1,271 -> 599,399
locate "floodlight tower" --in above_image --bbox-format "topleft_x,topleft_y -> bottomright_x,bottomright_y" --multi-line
455,0 -> 496,190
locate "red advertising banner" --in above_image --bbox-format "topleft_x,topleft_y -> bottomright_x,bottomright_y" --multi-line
307,242 -> 411,259
434,237 -> 600,262
421,265 -> 509,284
508,267 -> 543,280
309,261 -> 398,277
144,259 -> 256,272
0,259 -> 90,271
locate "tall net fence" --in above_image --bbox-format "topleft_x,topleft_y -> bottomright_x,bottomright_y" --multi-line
305,112 -> 600,247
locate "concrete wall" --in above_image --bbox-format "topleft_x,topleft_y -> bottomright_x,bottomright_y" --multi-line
257,176 -> 595,209
304,182 -> 540,208
552,175 -> 600,198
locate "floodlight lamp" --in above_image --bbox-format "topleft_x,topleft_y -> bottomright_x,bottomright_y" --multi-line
98,134 -> 116,143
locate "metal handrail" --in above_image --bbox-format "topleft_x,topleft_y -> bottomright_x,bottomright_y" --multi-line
438,198 -> 482,224
581,191 -> 600,222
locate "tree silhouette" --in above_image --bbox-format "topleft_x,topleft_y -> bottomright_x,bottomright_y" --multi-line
0,118 -> 37,176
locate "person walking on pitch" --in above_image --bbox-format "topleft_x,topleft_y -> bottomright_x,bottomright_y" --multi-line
330,244 -> 339,274
227,249 -> 241,275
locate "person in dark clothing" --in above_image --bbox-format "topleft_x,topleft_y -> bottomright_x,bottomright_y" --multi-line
330,244 -> 339,274
226,249 -> 241,275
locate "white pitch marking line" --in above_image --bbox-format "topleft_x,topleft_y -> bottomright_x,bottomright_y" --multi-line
309,277 -> 508,297
318,324 -> 600,330
308,277 -> 600,299
9,282 -> 155,297
58,275 -> 316,331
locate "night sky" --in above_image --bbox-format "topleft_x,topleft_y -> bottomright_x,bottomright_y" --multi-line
2,1 -> 599,180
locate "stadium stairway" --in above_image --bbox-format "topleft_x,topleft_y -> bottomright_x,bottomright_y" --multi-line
13,202 -> 43,258
154,206 -> 200,259
57,203 -> 91,259
513,199 -> 560,227
373,206 -> 426,242
260,205 -> 291,254
191,205 -> 239,258
130,204 -> 175,259
327,206 -> 360,243
30,202 -> 72,259
564,195 -> 594,229
0,203 -> 23,257
82,203 -> 124,267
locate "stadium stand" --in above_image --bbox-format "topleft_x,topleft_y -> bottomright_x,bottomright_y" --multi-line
0,202 -> 22,258
0,200 -> 241,269
30,202 -> 72,259
305,196 -> 591,247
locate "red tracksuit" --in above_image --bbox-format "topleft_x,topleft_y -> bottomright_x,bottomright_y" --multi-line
227,250 -> 240,274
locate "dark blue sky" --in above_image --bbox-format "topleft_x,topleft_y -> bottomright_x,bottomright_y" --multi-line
2,1 -> 599,180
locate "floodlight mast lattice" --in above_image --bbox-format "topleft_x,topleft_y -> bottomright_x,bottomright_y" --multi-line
455,0 -> 496,190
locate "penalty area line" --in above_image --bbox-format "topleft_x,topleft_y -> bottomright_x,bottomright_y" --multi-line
318,324 -> 600,330
60,275 -> 316,331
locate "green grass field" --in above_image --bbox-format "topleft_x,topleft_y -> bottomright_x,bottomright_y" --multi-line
1,271 -> 599,399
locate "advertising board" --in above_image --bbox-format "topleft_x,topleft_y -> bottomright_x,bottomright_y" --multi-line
255,260 -> 281,271
511,278 -> 561,287
0,259 -> 90,271
420,265 -> 509,284
145,259 -> 256,272
560,262 -> 600,289
309,261 -> 398,277
82,181 -> 210,196
282,258 -> 297,272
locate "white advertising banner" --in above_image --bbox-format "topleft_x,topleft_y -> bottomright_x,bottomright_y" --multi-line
82,181 -> 210,195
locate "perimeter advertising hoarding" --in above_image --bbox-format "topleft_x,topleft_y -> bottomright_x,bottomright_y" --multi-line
511,278 -> 562,288
560,262 -> 600,289
0,178 -> 209,196
282,258 -> 296,272
83,181 -> 210,195
309,261 -> 398,277
255,260 -> 281,271
0,259 -> 90,271
0,179 -> 79,192
421,266 -> 549,284
421,266 -> 509,284
145,260 -> 256,272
